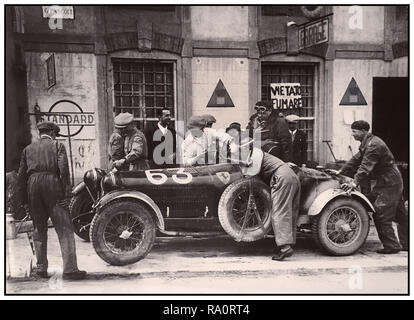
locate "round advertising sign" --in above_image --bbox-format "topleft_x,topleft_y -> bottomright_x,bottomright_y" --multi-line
47,100 -> 95,138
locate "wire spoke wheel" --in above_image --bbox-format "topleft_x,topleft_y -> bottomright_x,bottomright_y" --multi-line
218,178 -> 272,242
312,198 -> 370,256
90,200 -> 156,266
103,212 -> 146,254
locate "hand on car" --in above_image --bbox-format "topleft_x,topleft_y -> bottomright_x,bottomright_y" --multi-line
341,181 -> 357,193
114,159 -> 126,168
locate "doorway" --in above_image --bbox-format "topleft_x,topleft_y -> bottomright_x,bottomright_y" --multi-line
372,77 -> 408,163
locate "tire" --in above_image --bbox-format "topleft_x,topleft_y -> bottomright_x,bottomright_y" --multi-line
311,198 -> 370,256
69,190 -> 94,242
90,200 -> 156,266
218,178 -> 272,242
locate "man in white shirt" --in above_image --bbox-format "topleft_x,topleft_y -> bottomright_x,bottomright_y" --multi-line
146,108 -> 176,168
182,115 -> 236,166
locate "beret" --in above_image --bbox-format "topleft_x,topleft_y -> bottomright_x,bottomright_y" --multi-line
37,121 -> 58,132
187,115 -> 206,129
201,114 -> 217,123
285,114 -> 300,122
351,120 -> 370,131
114,112 -> 134,128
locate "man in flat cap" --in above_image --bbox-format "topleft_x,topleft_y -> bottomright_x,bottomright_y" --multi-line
247,101 -> 291,161
112,112 -> 149,171
285,114 -> 307,166
339,120 -> 408,254
16,121 -> 86,279
182,115 -> 236,166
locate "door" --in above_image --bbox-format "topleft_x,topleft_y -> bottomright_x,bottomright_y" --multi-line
372,77 -> 408,163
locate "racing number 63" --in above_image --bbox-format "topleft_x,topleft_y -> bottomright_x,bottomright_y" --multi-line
145,168 -> 192,185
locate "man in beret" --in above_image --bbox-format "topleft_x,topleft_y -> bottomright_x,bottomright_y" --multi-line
285,114 -> 307,166
181,115 -> 236,166
16,121 -> 86,279
112,112 -> 149,171
339,120 -> 408,254
247,101 -> 291,161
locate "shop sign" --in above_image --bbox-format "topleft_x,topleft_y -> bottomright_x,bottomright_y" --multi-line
270,83 -> 302,109
42,6 -> 74,19
47,100 -> 95,139
298,18 -> 329,49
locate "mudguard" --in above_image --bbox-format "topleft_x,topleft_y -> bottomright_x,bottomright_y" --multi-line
72,181 -> 86,196
308,188 -> 375,216
94,190 -> 165,231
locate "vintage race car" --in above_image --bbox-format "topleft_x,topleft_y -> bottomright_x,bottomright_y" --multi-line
70,148 -> 375,266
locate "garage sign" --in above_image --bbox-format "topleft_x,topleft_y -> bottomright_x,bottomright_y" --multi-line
270,83 -> 302,109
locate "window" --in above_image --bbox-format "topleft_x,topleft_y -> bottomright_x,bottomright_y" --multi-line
261,63 -> 315,161
113,59 -> 175,131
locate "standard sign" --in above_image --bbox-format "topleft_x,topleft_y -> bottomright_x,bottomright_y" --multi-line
298,18 -> 329,50
270,83 -> 302,109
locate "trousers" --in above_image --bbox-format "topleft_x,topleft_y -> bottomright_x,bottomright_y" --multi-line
28,173 -> 79,273
269,164 -> 301,247
369,166 -> 406,250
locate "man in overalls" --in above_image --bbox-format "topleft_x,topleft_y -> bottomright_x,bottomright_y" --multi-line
16,121 -> 86,279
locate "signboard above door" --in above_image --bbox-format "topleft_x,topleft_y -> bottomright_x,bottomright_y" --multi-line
298,18 -> 329,50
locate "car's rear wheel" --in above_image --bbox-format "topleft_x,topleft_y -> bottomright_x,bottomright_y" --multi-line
218,178 -> 272,242
69,190 -> 94,242
90,200 -> 156,266
311,198 -> 370,256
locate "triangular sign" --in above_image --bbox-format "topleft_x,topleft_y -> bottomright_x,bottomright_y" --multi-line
206,79 -> 235,108
339,77 -> 367,105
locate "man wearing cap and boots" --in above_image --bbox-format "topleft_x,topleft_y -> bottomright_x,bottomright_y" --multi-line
112,112 -> 149,171
16,121 -> 87,280
339,120 -> 407,254
285,114 -> 307,166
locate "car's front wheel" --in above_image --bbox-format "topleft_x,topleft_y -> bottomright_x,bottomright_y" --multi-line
312,198 -> 370,256
90,200 -> 156,266
218,178 -> 272,242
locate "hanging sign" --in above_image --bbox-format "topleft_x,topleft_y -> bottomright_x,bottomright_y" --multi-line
270,83 -> 302,109
298,18 -> 329,50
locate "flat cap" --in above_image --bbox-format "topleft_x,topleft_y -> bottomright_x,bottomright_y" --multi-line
201,114 -> 216,124
114,112 -> 134,128
285,114 -> 300,122
351,120 -> 370,131
187,115 -> 206,129
37,121 -> 58,132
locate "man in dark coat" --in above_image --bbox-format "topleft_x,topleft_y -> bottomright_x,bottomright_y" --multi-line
16,122 -> 86,279
340,120 -> 408,254
145,108 -> 176,168
247,101 -> 291,161
285,114 -> 307,166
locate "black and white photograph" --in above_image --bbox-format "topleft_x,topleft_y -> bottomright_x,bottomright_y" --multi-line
2,3 -> 410,300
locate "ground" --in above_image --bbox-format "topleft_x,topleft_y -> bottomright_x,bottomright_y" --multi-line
5,223 -> 408,295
